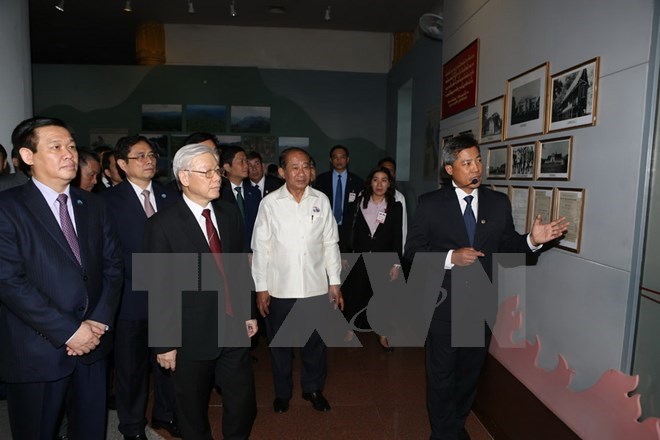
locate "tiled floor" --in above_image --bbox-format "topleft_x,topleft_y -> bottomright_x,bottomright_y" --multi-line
158,333 -> 493,440
0,333 -> 493,439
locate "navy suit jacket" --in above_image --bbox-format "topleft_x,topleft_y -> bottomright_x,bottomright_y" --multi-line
102,180 -> 177,321
143,198 -> 252,360
220,179 -> 261,247
0,181 -> 123,382
315,170 -> 364,251
243,175 -> 283,198
404,186 -> 532,325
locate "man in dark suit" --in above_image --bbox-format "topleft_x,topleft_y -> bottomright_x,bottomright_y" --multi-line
0,147 -> 30,192
314,145 -> 364,251
0,117 -> 123,439
102,135 -> 179,439
245,150 -> 283,197
404,134 -> 568,440
144,143 -> 257,439
220,146 -> 261,247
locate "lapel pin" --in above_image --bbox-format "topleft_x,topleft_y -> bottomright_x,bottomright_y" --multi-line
161,193 -> 167,198
76,199 -> 83,205
480,219 -> 486,224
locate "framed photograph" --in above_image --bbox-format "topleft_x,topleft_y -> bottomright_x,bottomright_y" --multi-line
141,104 -> 182,131
548,57 -> 600,132
487,146 -> 508,179
491,185 -> 510,197
505,62 -> 549,140
509,142 -> 537,180
424,107 -> 440,180
528,187 -> 555,230
479,95 -> 505,144
242,136 -> 277,163
230,106 -> 271,133
185,104 -> 227,132
217,135 -> 242,149
537,136 -> 572,180
554,188 -> 585,253
510,186 -> 531,234
278,137 -> 309,149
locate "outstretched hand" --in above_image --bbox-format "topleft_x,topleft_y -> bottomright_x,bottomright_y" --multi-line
530,214 -> 569,246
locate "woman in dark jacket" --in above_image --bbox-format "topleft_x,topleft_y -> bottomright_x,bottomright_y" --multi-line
343,166 -> 403,352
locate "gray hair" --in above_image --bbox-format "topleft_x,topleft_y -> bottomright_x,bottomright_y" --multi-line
441,134 -> 480,166
173,143 -> 220,182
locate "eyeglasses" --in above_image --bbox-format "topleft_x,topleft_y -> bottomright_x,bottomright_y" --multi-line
185,168 -> 222,179
126,152 -> 159,163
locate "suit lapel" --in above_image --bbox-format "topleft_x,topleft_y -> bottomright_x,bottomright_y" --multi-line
473,187 -> 491,249
153,182 -> 172,210
70,188 -> 89,266
212,202 -> 234,252
22,182 -> 82,267
176,199 -> 211,251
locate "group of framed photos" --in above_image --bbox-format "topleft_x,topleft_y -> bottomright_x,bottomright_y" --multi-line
478,57 -> 600,143
492,185 -> 585,253
486,136 -> 572,181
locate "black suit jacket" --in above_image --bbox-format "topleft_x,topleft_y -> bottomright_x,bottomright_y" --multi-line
143,198 -> 253,360
404,186 -> 532,323
102,180 -> 177,320
315,170 -> 364,251
244,174 -> 283,198
220,179 -> 261,247
0,181 -> 123,382
349,199 -> 403,257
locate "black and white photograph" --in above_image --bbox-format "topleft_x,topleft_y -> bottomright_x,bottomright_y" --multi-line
509,142 -> 536,179
479,95 -> 505,144
487,146 -> 508,179
537,136 -> 572,180
141,104 -> 183,131
491,185 -> 510,197
505,63 -> 549,139
548,57 -> 600,132
230,105 -> 271,133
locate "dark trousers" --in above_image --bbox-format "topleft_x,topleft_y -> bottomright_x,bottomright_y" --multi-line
426,316 -> 490,440
6,359 -> 107,440
172,348 -> 256,440
265,296 -> 327,399
114,319 -> 177,436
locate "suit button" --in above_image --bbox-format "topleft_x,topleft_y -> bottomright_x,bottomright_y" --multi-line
83,275 -> 88,281
78,306 -> 85,312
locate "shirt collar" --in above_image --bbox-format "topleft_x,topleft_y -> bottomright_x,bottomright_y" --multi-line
452,181 -> 478,201
182,193 -> 213,218
32,177 -> 71,206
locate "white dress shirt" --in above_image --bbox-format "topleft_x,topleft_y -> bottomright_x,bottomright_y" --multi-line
251,185 -> 341,299
32,177 -> 77,234
182,193 -> 219,244
126,178 -> 157,214
250,176 -> 266,198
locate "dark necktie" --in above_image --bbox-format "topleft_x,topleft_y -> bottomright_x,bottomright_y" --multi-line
463,195 -> 476,246
142,189 -> 156,218
234,186 -> 245,219
334,174 -> 343,224
201,209 -> 233,316
57,193 -> 82,265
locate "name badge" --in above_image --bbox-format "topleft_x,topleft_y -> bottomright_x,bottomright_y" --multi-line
377,210 -> 387,224
348,192 -> 356,203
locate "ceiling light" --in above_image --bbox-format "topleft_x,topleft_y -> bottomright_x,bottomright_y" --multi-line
188,0 -> 195,14
324,5 -> 331,21
123,0 -> 132,12
230,0 -> 237,17
55,0 -> 64,12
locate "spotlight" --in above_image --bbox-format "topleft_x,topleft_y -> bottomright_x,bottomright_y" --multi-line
55,0 -> 64,12
230,0 -> 237,17
123,0 -> 132,12
324,5 -> 331,21
188,0 -> 195,14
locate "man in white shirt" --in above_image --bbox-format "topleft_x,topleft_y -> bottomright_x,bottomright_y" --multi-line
251,147 -> 343,414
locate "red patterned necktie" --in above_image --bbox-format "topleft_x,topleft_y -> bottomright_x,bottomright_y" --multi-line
201,209 -> 233,316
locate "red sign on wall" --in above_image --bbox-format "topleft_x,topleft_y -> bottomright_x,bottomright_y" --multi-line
441,39 -> 479,119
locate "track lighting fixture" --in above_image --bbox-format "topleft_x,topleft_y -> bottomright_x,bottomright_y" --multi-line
324,5 -> 331,21
123,0 -> 132,12
55,0 -> 64,12
188,0 -> 195,14
230,0 -> 237,17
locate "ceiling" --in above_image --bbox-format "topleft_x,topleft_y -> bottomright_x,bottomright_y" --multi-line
29,0 -> 442,65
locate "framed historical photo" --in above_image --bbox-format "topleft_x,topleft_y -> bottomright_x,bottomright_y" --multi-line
537,136 -> 572,180
479,95 -> 505,144
491,185 -> 510,197
509,142 -> 537,180
487,146 -> 508,179
528,187 -> 555,230
505,62 -> 549,140
548,57 -> 600,132
554,188 -> 585,253
510,186 -> 531,234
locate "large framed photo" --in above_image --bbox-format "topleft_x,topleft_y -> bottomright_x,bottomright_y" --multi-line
505,63 -> 549,140
509,142 -> 537,180
528,187 -> 554,230
548,57 -> 600,132
554,188 -> 585,253
537,136 -> 572,180
487,146 -> 508,179
491,185 -> 510,197
479,95 -> 505,144
510,186 -> 531,234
